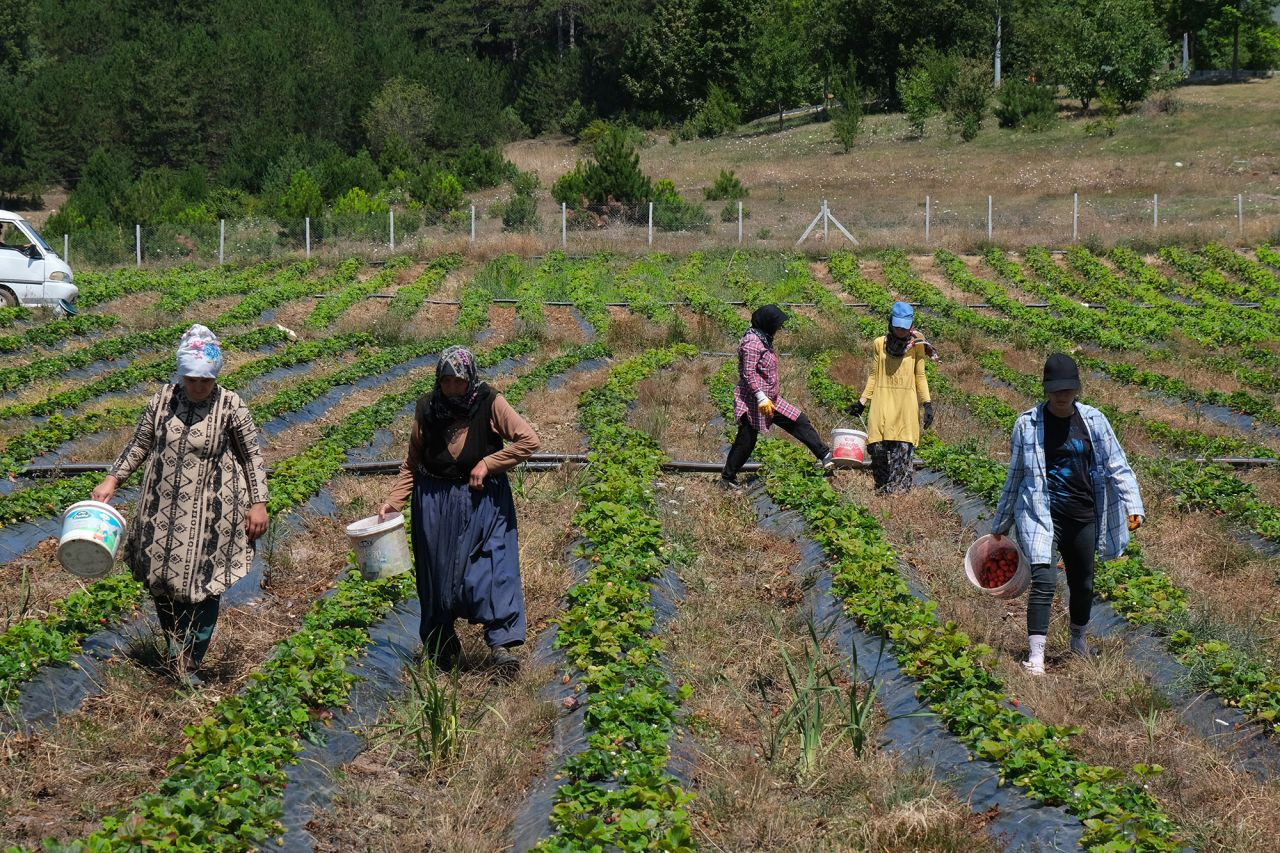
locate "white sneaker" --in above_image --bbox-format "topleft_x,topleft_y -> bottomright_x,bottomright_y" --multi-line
1021,660 -> 1045,676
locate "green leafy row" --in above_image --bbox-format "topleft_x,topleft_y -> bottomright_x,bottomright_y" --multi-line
456,281 -> 492,336
0,313 -> 118,354
266,336 -> 536,514
503,342 -> 612,407
387,252 -> 462,315
205,260 -> 325,328
1160,246 -> 1280,314
153,260 -> 286,312
0,572 -> 145,709
305,257 -> 401,329
536,344 -> 697,852
0,333 -> 367,477
0,327 -> 337,422
670,252 -> 747,336
1201,242 -> 1280,300
54,561 -> 416,851
1025,247 -> 1172,343
613,255 -> 679,324
562,254 -> 613,334
1256,245 -> 1280,271
0,306 -> 33,326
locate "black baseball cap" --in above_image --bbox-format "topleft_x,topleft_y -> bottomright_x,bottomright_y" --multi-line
1042,353 -> 1081,392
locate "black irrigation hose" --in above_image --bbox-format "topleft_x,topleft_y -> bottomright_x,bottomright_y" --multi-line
21,453 -> 1276,478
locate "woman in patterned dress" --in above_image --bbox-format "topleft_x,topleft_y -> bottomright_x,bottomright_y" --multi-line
720,305 -> 833,489
92,325 -> 268,684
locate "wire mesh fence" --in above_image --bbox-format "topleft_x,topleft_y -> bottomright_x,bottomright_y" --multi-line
54,191 -> 1280,268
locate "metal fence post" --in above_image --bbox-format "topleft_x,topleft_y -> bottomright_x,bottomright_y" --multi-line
1153,194 -> 1158,229
822,200 -> 829,241
737,201 -> 743,243
389,210 -> 395,251
648,201 -> 654,246
135,224 -> 141,266
63,234 -> 68,263
218,219 -> 225,265
470,205 -> 476,242
1072,193 -> 1078,243
987,195 -> 993,241
305,217 -> 311,258
1238,193 -> 1244,236
925,196 -> 930,244
562,203 -> 568,248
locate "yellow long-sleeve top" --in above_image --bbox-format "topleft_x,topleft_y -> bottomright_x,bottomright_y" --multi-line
860,336 -> 931,445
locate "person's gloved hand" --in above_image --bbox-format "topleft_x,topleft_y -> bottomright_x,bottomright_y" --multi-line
921,402 -> 934,430
847,399 -> 866,418
1128,514 -> 1143,532
758,398 -> 775,418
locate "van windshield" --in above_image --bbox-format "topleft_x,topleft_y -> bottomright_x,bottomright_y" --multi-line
21,221 -> 52,253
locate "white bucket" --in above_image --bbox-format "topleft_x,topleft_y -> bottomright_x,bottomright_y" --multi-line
58,500 -> 127,579
964,534 -> 1031,599
831,428 -> 869,468
345,513 -> 412,580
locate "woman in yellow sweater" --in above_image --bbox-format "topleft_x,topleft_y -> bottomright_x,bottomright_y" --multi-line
847,301 -> 934,494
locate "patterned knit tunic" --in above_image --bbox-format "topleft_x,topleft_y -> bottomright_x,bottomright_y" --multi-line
110,384 -> 269,602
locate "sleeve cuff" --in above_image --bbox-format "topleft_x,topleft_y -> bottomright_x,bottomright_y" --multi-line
755,390 -> 768,404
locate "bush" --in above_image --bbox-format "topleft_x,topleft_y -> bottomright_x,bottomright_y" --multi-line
678,85 -> 742,139
578,120 -> 646,152
704,169 -> 748,201
276,169 -> 324,221
897,67 -> 937,137
652,179 -> 709,232
946,61 -> 991,142
316,149 -> 383,202
409,170 -> 464,224
453,146 -> 514,191
502,194 -> 539,231
560,99 -> 591,137
552,128 -> 652,208
332,186 -> 389,217
994,78 -> 1057,130
512,170 -> 539,197
720,200 -> 748,223
831,83 -> 864,153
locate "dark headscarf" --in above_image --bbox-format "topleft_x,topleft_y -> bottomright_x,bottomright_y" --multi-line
750,305 -> 787,349
424,345 -> 490,426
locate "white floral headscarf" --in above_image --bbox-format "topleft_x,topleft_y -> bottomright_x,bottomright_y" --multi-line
177,324 -> 223,378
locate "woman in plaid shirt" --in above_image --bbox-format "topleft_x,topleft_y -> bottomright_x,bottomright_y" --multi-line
720,305 -> 833,488
991,354 -> 1144,676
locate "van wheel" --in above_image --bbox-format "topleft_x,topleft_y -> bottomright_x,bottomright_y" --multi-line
0,289 -> 16,308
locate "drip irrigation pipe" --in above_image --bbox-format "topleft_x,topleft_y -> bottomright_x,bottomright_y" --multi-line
21,453 -> 1276,479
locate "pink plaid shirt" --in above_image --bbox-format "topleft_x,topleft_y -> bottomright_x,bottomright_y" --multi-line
732,329 -> 802,432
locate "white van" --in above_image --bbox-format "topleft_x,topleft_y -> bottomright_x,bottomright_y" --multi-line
0,210 -> 78,310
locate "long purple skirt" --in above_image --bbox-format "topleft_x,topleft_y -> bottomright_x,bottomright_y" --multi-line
410,473 -> 526,648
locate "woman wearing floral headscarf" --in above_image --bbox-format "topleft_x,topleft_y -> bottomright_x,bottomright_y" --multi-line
379,345 -> 539,680
92,324 -> 269,685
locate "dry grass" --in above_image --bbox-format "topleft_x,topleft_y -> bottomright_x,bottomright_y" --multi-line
516,364 -> 611,455
629,356 -> 724,460
0,535 -> 131,631
839,475 -> 1280,849
664,478 -> 994,851
307,468 -> 579,851
505,79 -> 1280,251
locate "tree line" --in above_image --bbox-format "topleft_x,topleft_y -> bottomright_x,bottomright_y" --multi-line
0,0 -> 1276,231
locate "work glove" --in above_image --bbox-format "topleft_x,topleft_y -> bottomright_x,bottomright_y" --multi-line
921,402 -> 934,430
1128,514 -> 1143,532
847,399 -> 866,418
755,391 -> 775,418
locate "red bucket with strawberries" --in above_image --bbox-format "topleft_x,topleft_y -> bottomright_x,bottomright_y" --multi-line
964,534 -> 1031,599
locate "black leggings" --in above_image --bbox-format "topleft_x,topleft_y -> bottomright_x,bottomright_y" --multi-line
154,594 -> 221,668
722,413 -> 829,481
1027,516 -> 1096,636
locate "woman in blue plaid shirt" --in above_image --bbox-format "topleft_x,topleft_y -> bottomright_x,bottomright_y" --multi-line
991,354 -> 1144,676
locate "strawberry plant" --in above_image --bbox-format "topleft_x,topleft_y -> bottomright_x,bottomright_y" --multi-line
304,257 -> 393,329
388,252 -> 462,315
536,344 -> 697,852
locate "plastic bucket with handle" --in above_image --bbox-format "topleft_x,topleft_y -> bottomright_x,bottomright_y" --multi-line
831,428 -> 869,468
345,513 -> 412,580
964,533 -> 1031,599
58,500 -> 127,579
